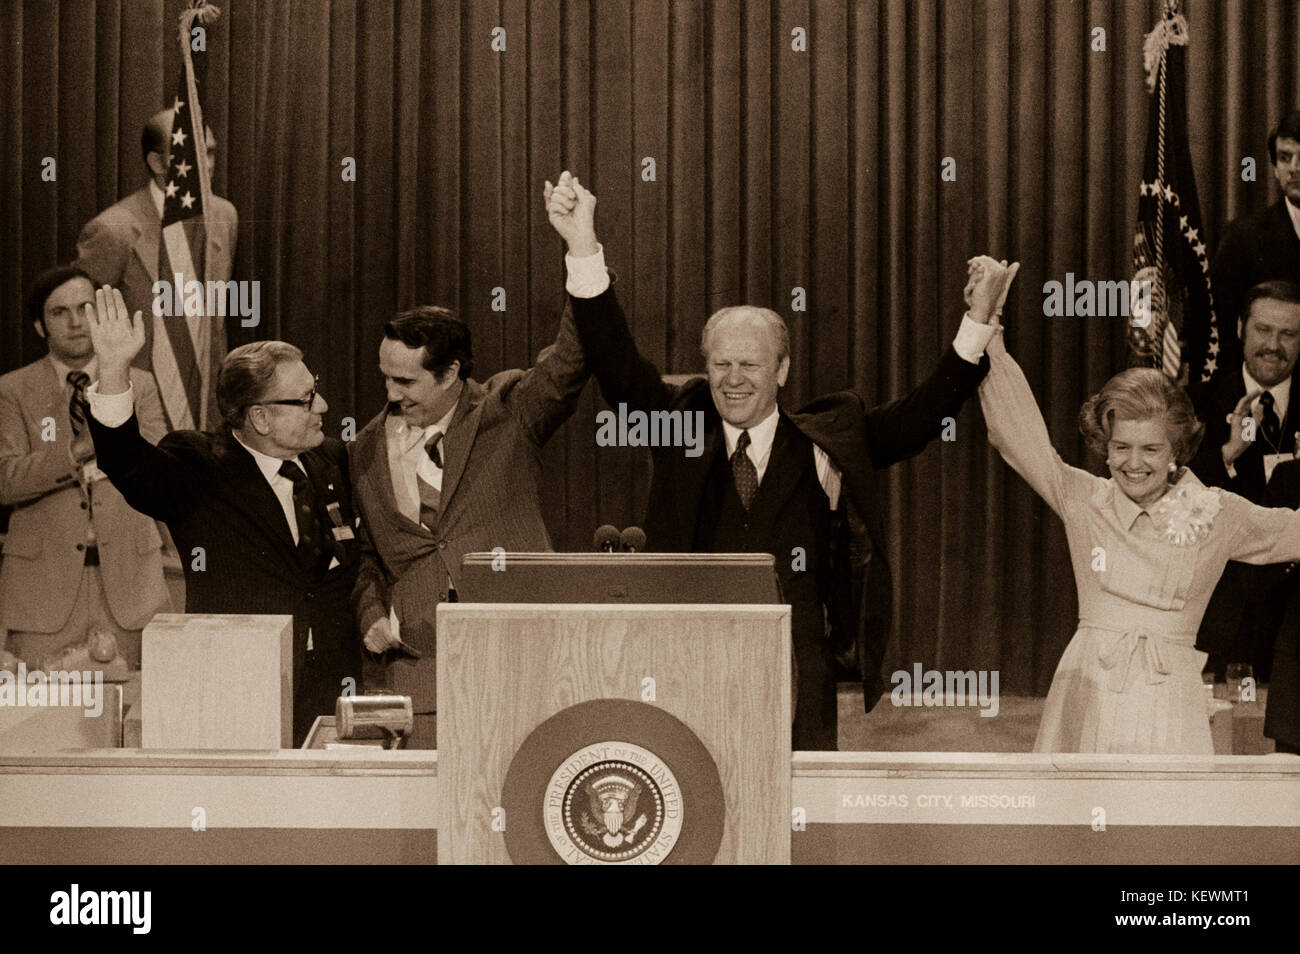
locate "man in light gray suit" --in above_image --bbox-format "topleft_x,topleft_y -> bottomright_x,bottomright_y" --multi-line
76,107 -> 238,430
349,174 -> 593,748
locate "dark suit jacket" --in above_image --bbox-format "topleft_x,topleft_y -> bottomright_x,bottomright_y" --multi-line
350,304 -> 588,713
1260,459 -> 1300,748
571,285 -> 989,710
88,409 -> 362,739
1189,367 -> 1295,503
1212,197 -> 1300,365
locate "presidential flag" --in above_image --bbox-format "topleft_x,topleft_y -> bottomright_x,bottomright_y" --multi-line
154,1 -> 225,430
1128,2 -> 1219,385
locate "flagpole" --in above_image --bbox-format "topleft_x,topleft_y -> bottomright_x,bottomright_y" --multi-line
176,0 -> 221,429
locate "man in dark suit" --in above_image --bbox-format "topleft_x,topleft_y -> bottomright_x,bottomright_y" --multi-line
350,175 -> 590,748
1211,110 -> 1300,369
83,286 -> 360,747
1190,280 -> 1300,680
550,177 -> 1006,750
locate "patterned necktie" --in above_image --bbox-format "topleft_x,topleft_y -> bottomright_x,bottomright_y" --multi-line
67,371 -> 90,438
278,459 -> 324,572
416,431 -> 444,529
731,429 -> 758,510
1259,391 -> 1282,447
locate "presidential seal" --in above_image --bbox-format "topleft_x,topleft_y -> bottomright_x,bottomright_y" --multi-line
501,699 -> 724,865
544,742 -> 683,864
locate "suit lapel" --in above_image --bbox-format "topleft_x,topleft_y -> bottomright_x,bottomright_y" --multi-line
126,186 -> 160,282
746,415 -> 807,539
437,380 -> 485,516
217,435 -> 299,558
674,390 -> 722,540
360,410 -> 426,535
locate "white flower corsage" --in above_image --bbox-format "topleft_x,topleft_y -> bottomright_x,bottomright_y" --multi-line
1151,484 -> 1222,546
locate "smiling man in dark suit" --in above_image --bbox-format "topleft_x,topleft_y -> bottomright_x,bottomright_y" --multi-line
550,177 -> 1005,750
83,287 -> 361,747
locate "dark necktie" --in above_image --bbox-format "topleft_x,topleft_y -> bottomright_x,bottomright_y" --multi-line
731,429 -> 758,510
1259,391 -> 1281,447
417,431 -> 444,529
67,371 -> 90,438
278,459 -> 324,573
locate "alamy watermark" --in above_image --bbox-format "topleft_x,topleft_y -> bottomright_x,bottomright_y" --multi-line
595,403 -> 705,457
151,274 -> 260,327
0,664 -> 104,717
890,664 -> 1000,717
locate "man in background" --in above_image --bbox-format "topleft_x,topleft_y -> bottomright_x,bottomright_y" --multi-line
1190,281 -> 1300,683
0,266 -> 170,668
1212,110 -> 1300,368
76,107 -> 238,429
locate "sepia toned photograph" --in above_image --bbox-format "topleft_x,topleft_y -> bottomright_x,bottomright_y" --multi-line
0,0 -> 1295,919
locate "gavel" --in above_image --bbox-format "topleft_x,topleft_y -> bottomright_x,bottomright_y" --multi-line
335,695 -> 414,749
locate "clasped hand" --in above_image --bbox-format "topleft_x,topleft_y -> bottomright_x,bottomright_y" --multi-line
964,255 -> 1020,324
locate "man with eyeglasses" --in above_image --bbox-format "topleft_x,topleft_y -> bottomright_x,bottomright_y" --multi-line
82,286 -> 362,746
1,266 -> 171,671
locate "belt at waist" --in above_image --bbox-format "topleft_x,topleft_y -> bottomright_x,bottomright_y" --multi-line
1078,621 -> 1198,693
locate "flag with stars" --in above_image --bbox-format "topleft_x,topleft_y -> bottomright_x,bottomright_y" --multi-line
1128,6 -> 1219,384
154,21 -> 222,431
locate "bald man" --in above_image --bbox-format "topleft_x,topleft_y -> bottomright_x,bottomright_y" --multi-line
76,108 -> 238,429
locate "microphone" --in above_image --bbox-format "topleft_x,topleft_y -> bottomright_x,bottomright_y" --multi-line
593,525 -> 621,552
620,526 -> 646,553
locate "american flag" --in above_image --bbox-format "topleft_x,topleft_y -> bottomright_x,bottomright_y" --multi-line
1128,2 -> 1219,385
154,3 -> 225,430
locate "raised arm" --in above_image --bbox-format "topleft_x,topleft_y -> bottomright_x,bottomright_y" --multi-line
970,259 -> 1077,519
1227,491 -> 1300,565
83,285 -> 200,524
546,171 -> 675,414
979,332 -> 1075,518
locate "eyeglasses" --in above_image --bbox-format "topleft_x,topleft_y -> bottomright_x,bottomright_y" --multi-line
257,375 -> 321,410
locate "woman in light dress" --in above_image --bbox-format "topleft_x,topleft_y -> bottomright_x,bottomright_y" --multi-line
973,257 -> 1300,754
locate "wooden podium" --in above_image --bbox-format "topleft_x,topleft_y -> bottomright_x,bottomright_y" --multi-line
437,602 -> 791,864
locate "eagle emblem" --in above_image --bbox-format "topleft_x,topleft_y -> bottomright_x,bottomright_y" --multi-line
579,773 -> 649,848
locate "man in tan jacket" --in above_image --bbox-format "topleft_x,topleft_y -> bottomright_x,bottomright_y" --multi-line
0,266 -> 171,667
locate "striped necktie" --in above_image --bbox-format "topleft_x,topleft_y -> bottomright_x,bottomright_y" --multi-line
68,371 -> 90,438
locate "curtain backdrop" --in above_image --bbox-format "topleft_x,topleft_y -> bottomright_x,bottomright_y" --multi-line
3,0 -> 1297,694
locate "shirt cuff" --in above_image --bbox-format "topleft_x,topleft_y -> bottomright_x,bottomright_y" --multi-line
565,244 -> 611,298
1223,450 -> 1238,480
86,381 -> 135,428
953,315 -> 998,363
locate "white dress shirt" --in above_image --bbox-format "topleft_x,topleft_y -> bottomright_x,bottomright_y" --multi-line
1286,196 -> 1300,243
385,403 -> 456,526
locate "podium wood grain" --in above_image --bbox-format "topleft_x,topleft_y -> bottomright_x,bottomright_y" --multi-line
437,603 -> 791,864
141,614 -> 293,749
